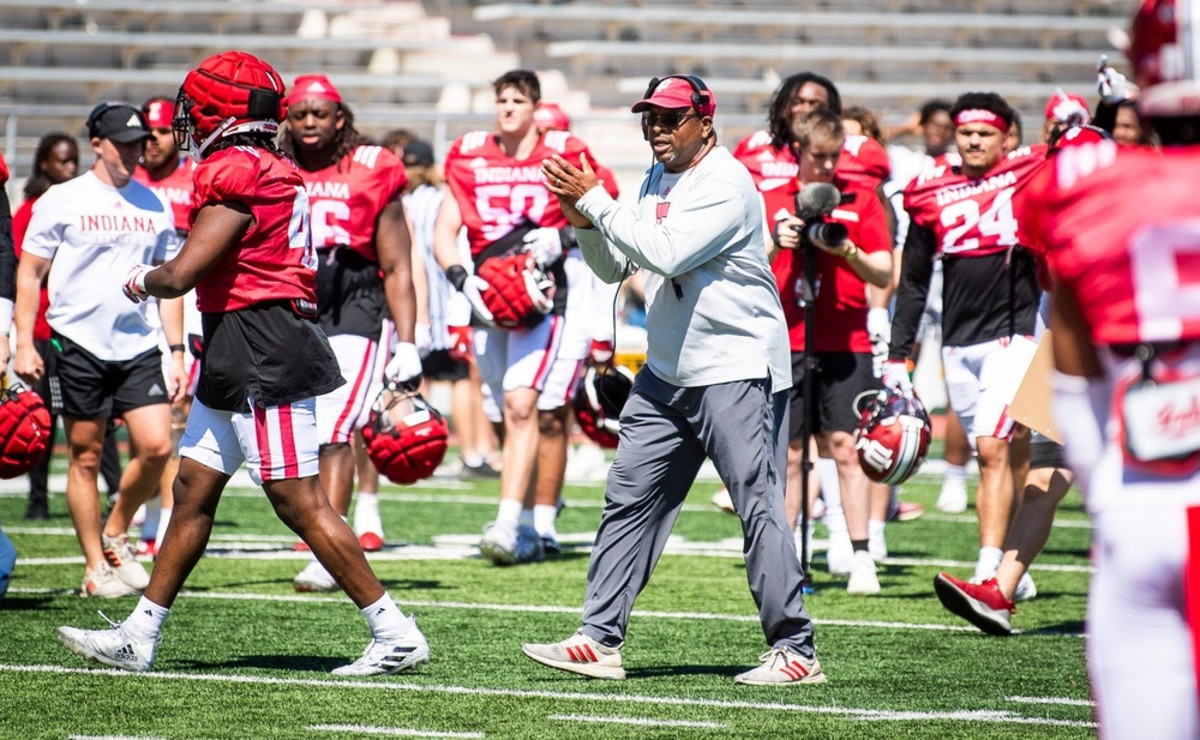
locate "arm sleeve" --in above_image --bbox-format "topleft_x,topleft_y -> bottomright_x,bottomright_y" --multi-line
888,223 -> 936,360
575,176 -> 744,279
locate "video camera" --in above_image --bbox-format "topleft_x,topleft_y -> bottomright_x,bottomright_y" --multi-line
793,182 -> 848,249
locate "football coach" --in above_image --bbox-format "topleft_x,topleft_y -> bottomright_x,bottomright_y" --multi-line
522,75 -> 825,686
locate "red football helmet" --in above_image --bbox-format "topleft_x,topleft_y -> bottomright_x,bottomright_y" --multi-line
1048,123 -> 1113,151
475,252 -> 555,329
854,388 -> 932,486
174,50 -> 287,158
0,384 -> 52,479
362,384 -> 449,485
1131,0 -> 1200,117
573,365 -> 635,449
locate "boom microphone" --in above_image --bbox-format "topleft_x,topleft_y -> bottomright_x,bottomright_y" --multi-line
795,182 -> 841,221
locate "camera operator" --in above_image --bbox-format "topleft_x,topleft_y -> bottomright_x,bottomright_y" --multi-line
772,109 -> 893,595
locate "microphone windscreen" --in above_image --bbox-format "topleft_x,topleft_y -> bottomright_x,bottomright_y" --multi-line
796,182 -> 842,220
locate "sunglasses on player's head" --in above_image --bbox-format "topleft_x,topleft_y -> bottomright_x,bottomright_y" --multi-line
642,110 -> 699,131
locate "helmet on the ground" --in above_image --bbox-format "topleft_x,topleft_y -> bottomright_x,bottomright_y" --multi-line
573,365 -> 635,449
854,388 -> 932,486
475,252 -> 555,329
1131,0 -> 1200,117
362,383 -> 449,485
0,384 -> 52,479
173,50 -> 286,157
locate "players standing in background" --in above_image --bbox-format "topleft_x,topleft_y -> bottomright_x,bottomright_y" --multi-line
434,70 -> 601,564
12,133 -> 77,521
57,51 -> 428,676
280,75 -> 420,589
887,92 -> 1043,592
132,96 -> 198,557
15,102 -> 185,598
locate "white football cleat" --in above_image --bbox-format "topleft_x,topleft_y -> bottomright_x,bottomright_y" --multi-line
332,616 -> 429,676
57,613 -> 158,672
102,534 -> 150,591
936,478 -> 968,513
294,560 -> 339,593
825,531 -> 854,576
846,550 -> 881,596
1014,572 -> 1038,602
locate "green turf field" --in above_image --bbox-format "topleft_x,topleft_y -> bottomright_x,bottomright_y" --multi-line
0,461 -> 1095,739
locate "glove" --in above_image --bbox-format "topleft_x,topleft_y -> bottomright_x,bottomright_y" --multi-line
882,360 -> 913,396
588,339 -> 614,366
447,325 -> 473,363
384,341 -> 423,385
867,307 -> 891,379
414,322 -> 433,357
461,275 -> 495,327
123,264 -> 154,303
522,227 -> 563,268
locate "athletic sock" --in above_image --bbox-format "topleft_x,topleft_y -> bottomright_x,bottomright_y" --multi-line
943,463 -> 966,487
975,546 -> 1003,581
496,499 -> 522,529
124,596 -> 169,640
851,538 -> 870,553
354,491 -> 382,535
518,507 -> 535,529
361,592 -> 408,640
154,507 -> 172,548
140,496 -> 161,543
533,504 -> 558,538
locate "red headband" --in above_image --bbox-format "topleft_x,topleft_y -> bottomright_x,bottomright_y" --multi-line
287,74 -> 342,106
953,108 -> 1009,134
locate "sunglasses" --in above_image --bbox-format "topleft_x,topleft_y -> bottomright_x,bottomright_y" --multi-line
642,111 -> 699,131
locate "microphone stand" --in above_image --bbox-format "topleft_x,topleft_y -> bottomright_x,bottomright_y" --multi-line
797,237 -> 818,591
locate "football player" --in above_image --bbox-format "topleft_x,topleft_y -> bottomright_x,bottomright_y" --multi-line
434,70 -> 604,564
887,92 -> 1044,590
1040,1 -> 1200,732
279,75 -> 420,589
56,51 -> 428,676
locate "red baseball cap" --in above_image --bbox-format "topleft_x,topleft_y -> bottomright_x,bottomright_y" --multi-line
631,76 -> 715,117
533,102 -> 571,131
287,74 -> 343,106
1044,91 -> 1091,123
141,97 -> 174,129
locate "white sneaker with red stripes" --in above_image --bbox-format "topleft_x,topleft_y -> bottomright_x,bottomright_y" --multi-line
733,646 -> 827,686
521,630 -> 625,680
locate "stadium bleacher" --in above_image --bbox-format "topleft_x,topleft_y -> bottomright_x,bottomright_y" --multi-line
1,0 -> 1132,194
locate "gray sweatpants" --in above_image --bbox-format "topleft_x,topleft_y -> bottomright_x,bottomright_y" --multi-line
579,369 -> 817,657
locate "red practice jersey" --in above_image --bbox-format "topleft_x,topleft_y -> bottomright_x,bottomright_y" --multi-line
134,157 -> 196,233
1042,143 -> 1200,347
903,144 -> 1048,259
300,144 -> 407,261
190,146 -> 317,312
733,130 -> 890,224
773,179 -> 891,352
444,130 -> 598,257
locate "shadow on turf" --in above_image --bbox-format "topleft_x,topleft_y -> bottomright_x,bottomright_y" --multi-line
0,595 -> 57,611
182,654 -> 338,672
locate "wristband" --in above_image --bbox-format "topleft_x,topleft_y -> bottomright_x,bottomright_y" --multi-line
446,265 -> 468,291
169,344 -> 186,354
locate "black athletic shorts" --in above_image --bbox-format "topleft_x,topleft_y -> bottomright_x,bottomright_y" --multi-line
47,332 -> 168,419
789,351 -> 881,439
315,246 -> 387,340
198,300 -> 345,413
421,349 -> 470,382
1030,430 -> 1067,470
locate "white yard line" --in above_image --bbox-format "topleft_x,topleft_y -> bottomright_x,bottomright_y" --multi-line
549,714 -> 724,729
308,725 -> 483,738
1007,695 -> 1095,707
0,665 -> 1095,729
5,587 -> 1085,637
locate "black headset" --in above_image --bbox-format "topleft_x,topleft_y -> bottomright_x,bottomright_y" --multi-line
639,74 -> 712,140
85,101 -> 148,139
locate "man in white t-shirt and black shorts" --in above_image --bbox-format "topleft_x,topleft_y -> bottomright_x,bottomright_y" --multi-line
14,101 -> 186,598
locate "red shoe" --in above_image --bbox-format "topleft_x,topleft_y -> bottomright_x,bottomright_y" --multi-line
358,532 -> 384,552
933,573 -> 1016,636
894,502 -> 925,522
135,538 -> 158,559
292,540 -> 311,552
